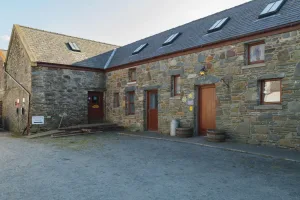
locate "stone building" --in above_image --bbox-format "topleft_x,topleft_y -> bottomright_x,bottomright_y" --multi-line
3,25 -> 118,134
0,49 -> 7,98
3,0 -> 300,149
0,49 -> 7,126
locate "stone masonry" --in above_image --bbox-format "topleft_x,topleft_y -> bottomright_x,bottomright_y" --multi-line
30,66 -> 105,132
3,29 -> 31,134
0,51 -> 6,100
105,29 -> 300,150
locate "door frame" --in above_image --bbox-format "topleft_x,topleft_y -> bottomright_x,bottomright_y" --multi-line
197,84 -> 216,136
88,91 -> 104,124
146,89 -> 158,131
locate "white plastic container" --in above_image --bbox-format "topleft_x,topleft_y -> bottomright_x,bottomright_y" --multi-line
170,119 -> 179,136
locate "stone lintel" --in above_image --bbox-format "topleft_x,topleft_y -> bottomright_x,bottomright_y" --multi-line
124,86 -> 136,92
142,85 -> 161,90
195,75 -> 220,86
257,73 -> 285,80
168,69 -> 184,76
254,105 -> 283,110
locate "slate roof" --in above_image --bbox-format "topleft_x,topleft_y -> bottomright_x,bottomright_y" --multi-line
101,0 -> 300,69
17,25 -> 119,69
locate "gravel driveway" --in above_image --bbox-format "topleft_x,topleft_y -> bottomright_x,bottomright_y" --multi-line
0,132 -> 299,200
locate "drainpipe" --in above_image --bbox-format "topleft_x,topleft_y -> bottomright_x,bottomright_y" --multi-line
4,69 -> 31,135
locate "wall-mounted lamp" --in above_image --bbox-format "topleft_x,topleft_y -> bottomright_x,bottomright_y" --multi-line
199,66 -> 208,76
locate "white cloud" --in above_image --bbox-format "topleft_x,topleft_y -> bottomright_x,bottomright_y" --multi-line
0,35 -> 10,41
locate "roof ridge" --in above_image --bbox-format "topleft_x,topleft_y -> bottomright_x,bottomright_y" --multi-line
104,49 -> 117,69
120,0 -> 254,47
17,24 -> 120,47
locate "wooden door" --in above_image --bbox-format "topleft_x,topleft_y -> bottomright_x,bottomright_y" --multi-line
147,90 -> 158,131
198,85 -> 216,135
88,92 -> 104,124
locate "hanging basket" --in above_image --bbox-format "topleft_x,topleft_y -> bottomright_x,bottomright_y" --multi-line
176,128 -> 193,138
206,129 -> 226,142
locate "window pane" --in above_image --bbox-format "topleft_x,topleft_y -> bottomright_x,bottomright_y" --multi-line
130,103 -> 135,113
175,76 -> 181,94
129,93 -> 135,103
150,93 -> 158,109
250,44 -> 265,63
263,80 -> 281,103
92,96 -> 98,104
132,71 -> 136,81
129,69 -> 136,81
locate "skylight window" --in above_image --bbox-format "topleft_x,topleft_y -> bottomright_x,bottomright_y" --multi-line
163,32 -> 181,46
259,0 -> 287,19
208,17 -> 230,33
67,42 -> 80,52
132,43 -> 148,55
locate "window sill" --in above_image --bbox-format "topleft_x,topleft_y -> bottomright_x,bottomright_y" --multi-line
254,105 -> 283,110
127,81 -> 136,85
242,63 -> 266,69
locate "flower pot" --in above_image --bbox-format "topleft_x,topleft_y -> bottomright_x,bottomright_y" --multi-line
176,128 -> 193,138
206,129 -> 226,142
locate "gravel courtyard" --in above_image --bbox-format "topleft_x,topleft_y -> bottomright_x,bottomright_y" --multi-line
0,132 -> 299,200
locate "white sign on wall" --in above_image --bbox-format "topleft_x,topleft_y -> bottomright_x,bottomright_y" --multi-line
32,116 -> 45,125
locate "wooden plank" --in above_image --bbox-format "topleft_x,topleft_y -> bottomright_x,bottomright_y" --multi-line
51,131 -> 102,138
26,130 -> 65,139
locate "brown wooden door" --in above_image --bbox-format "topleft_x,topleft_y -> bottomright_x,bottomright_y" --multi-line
147,90 -> 158,131
88,92 -> 104,124
198,85 -> 216,135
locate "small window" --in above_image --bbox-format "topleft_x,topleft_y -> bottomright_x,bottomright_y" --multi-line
248,42 -> 265,65
261,79 -> 281,104
132,43 -> 148,55
149,93 -> 158,109
163,32 -> 181,46
92,96 -> 98,104
126,91 -> 135,115
259,0 -> 287,19
173,75 -> 181,96
113,93 -> 120,108
129,68 -> 136,82
67,42 -> 81,52
208,17 -> 230,33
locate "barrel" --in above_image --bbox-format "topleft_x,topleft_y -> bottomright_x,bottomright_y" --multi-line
176,128 -> 193,138
206,129 -> 226,142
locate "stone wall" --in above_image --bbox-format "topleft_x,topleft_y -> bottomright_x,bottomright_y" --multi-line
30,66 -> 106,131
3,29 -> 31,134
0,55 -> 5,100
105,29 -> 300,150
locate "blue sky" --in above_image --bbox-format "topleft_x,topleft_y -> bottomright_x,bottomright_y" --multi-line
0,0 -> 250,50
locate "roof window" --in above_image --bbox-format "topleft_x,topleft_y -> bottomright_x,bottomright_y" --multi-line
259,0 -> 287,18
67,42 -> 80,52
163,32 -> 181,46
208,17 -> 230,33
132,43 -> 148,55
